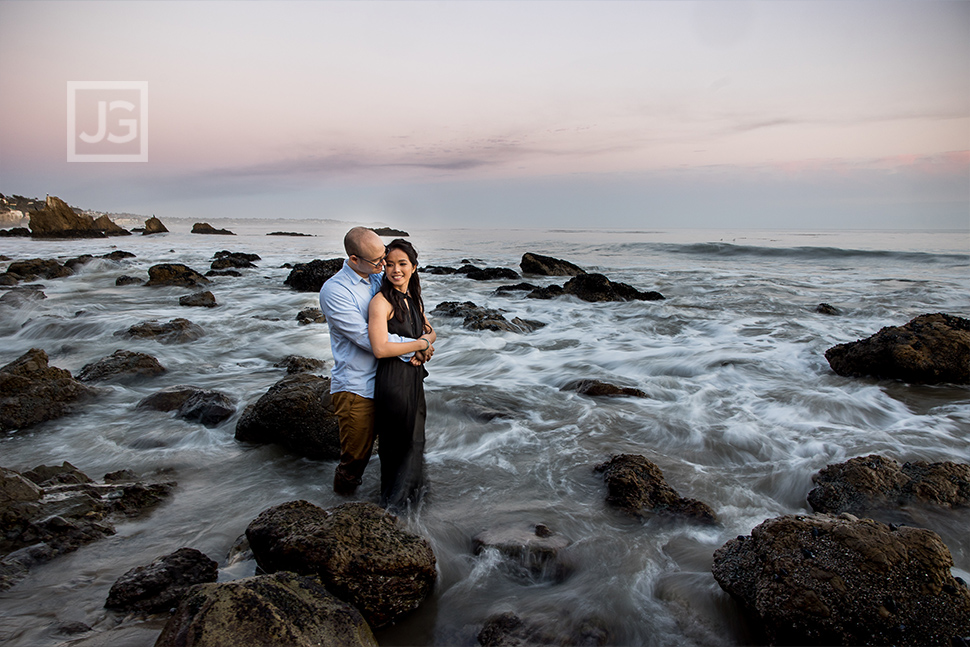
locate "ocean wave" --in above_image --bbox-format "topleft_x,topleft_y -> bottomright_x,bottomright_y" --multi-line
653,241 -> 968,263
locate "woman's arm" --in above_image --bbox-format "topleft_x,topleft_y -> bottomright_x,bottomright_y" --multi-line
368,294 -> 434,359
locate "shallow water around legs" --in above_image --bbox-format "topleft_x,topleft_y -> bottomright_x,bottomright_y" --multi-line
1,224 -> 968,646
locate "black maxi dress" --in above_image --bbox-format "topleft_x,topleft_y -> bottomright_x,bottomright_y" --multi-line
374,293 -> 428,510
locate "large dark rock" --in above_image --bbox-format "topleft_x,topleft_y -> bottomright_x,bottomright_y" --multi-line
77,350 -> 165,382
105,547 -> 218,614
473,524 -> 572,582
234,374 -> 340,459
825,313 -> 970,384
0,348 -> 94,433
712,513 -> 970,646
561,273 -> 664,302
137,385 -> 206,412
594,454 -> 716,524
246,500 -> 437,628
520,252 -> 586,277
808,454 -> 970,516
92,215 -> 131,236
155,571 -> 377,647
191,222 -> 235,235
143,216 -> 168,235
478,611 -> 611,647
432,301 -> 546,333
210,250 -> 259,270
284,258 -> 344,292
561,379 -> 647,398
115,318 -> 205,344
145,264 -> 211,288
0,464 -> 175,591
176,390 -> 236,427
4,258 -> 71,281
27,196 -> 103,238
466,267 -> 521,281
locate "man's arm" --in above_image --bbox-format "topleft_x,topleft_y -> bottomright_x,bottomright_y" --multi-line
320,282 -> 418,359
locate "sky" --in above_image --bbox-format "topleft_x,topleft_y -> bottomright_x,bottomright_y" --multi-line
0,0 -> 967,230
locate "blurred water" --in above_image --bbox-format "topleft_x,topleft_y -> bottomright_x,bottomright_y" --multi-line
1,222 -> 968,646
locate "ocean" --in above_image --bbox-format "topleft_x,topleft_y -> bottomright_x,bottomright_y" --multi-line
1,221 -> 968,646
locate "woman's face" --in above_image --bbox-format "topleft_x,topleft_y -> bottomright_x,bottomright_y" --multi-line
384,247 -> 415,292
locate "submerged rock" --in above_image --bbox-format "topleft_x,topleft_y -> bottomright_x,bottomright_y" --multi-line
191,222 -> 235,235
4,258 -> 71,281
0,286 -> 46,308
145,264 -> 211,288
246,500 -> 437,628
808,454 -> 970,516
105,547 -> 218,614
274,355 -> 327,374
137,385 -> 207,412
179,290 -> 218,308
115,275 -> 144,286
284,258 -> 344,292
478,611 -> 611,647
712,513 -> 970,646
432,300 -> 546,333
0,348 -> 94,433
815,302 -> 841,316
115,318 -> 205,344
210,250 -> 259,270
77,349 -> 165,382
297,307 -> 326,325
520,252 -> 586,277
234,374 -> 340,459
561,379 -> 647,398
155,571 -> 377,647
594,454 -> 717,524
176,390 -> 236,427
473,524 -> 572,582
0,464 -> 175,591
825,312 -> 970,384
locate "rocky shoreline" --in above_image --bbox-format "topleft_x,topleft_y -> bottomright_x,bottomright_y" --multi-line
2,220 -> 969,645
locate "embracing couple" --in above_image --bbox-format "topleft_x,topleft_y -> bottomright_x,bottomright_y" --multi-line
319,226 -> 436,511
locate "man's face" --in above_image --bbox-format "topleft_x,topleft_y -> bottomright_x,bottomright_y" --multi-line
349,234 -> 387,276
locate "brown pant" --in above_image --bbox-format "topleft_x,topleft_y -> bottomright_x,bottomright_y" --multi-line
331,391 -> 376,494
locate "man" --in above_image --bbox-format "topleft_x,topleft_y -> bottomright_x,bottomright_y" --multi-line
320,227 -> 434,495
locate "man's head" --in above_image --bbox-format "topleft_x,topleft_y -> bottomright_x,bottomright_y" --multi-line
344,227 -> 387,277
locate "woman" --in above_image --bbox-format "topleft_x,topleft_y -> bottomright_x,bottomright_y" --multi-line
368,239 -> 436,510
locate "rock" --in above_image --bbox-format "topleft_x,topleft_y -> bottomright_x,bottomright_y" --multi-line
525,284 -> 565,300
267,231 -> 313,237
561,379 -> 647,398
234,374 -> 340,459
77,350 -> 166,382
102,250 -> 136,261
712,513 -> 970,646
27,196 -> 103,238
478,611 -> 611,647
116,318 -> 205,344
594,454 -> 717,524
473,524 -> 572,581
191,222 -> 235,235
0,286 -> 46,308
210,251 -> 259,270
155,571 -> 377,647
0,227 -> 30,237
137,385 -> 206,412
179,290 -> 218,308
520,252 -> 586,277
246,500 -> 437,628
816,303 -> 841,315
103,469 -> 138,483
0,465 -> 175,591
0,348 -> 94,432
0,274 -> 17,286
807,454 -> 970,516
297,307 -> 326,325
205,269 -> 242,277
4,258 -> 71,280
432,301 -> 546,333
421,265 -> 461,275
176,390 -> 236,427
143,216 -> 168,235
371,227 -> 408,236
115,275 -> 144,286
63,254 -> 95,271
466,267 -> 521,281
560,273 -> 664,302
105,547 -> 218,614
145,263 -> 212,287
825,313 -> 970,384
494,282 -> 539,295
284,258 -> 344,292
274,355 -> 327,374
92,215 -> 131,236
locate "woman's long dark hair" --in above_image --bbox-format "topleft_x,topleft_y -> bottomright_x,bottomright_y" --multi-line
380,239 -> 431,332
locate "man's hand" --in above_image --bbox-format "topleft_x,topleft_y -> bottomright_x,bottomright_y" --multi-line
410,340 -> 434,366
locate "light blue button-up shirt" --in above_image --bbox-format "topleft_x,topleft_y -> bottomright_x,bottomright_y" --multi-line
319,260 -> 412,398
